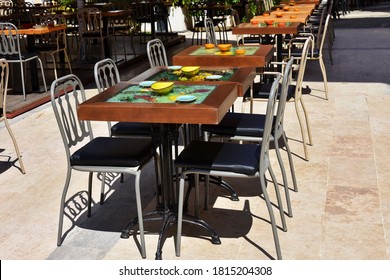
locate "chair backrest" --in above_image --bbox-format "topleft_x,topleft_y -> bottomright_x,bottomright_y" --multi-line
259,74 -> 281,172
146,38 -> 168,67
317,14 -> 331,55
231,9 -> 241,27
205,17 -> 218,45
77,7 -> 104,36
263,0 -> 274,12
0,0 -> 12,16
50,74 -> 94,159
294,38 -> 312,101
94,58 -> 121,93
0,22 -> 22,58
0,58 -> 9,118
274,57 -> 295,133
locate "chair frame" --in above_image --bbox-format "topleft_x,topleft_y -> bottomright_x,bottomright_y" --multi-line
0,58 -> 25,174
175,75 -> 286,260
51,74 -> 152,258
37,14 -> 72,79
202,57 -> 298,218
205,17 -> 218,46
77,7 -> 113,62
0,22 -> 48,100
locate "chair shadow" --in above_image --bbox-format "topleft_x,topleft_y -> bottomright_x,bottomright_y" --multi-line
59,162 -> 158,240
0,152 -> 23,174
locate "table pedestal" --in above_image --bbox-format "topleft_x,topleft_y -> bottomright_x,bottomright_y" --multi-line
120,123 -> 221,260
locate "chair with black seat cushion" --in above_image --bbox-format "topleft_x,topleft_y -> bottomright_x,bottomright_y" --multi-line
175,75 -> 286,260
0,22 -> 47,101
51,74 -> 155,258
201,57 -> 297,218
146,38 -> 168,67
0,58 -> 25,174
244,37 -> 313,161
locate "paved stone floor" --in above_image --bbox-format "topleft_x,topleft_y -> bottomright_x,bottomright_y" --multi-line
1,3 -> 390,261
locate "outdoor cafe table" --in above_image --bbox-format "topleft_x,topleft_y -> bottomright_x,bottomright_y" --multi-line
129,66 -> 256,98
77,81 -> 238,259
172,45 -> 274,68
232,22 -> 303,70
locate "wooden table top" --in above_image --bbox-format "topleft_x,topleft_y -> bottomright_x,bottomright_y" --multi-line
233,22 -> 302,35
77,82 -> 238,125
280,0 -> 320,4
172,45 -> 274,68
253,13 -> 308,23
129,66 -> 256,97
8,24 -> 66,35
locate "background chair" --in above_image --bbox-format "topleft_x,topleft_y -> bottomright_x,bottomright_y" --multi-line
175,75 -> 286,260
77,7 -> 113,62
130,0 -> 172,44
109,2 -> 137,60
248,38 -> 314,160
36,14 -> 72,79
0,22 -> 47,100
0,58 -> 25,174
204,17 -> 218,46
186,1 -> 207,45
146,38 -> 168,67
283,14 -> 331,102
51,74 -> 156,258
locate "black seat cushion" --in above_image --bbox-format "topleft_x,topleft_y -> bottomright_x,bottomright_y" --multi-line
174,140 -> 260,176
281,45 -> 319,58
111,122 -> 153,137
202,112 -> 266,138
243,82 -> 295,101
2,51 -> 39,60
70,137 -> 154,167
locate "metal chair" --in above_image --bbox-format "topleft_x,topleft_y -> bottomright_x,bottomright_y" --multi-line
0,22 -> 48,100
77,7 -> 113,62
146,38 -> 168,67
108,2 -> 137,60
51,74 -> 155,258
0,58 -> 25,174
249,37 -> 313,161
36,14 -> 72,79
175,75 -> 286,260
201,57 -> 298,218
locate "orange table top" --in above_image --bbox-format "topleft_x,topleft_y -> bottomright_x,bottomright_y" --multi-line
172,45 -> 274,68
253,13 -> 308,23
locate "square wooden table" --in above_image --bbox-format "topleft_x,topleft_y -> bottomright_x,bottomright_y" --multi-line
77,81 -> 238,259
232,22 -> 303,67
172,45 -> 274,68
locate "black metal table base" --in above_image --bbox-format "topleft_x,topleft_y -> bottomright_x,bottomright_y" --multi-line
120,208 -> 221,260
